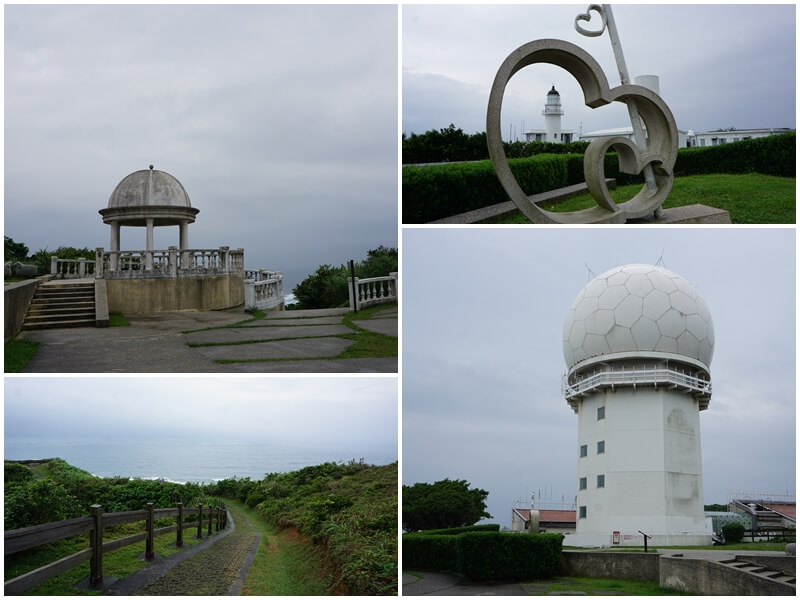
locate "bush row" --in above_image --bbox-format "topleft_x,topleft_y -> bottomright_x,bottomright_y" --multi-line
403,531 -> 563,581
402,133 -> 795,223
421,523 -> 500,536
402,153 -> 635,223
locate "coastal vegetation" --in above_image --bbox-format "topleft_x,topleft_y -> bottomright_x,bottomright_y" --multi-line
291,246 -> 398,310
4,458 -> 397,595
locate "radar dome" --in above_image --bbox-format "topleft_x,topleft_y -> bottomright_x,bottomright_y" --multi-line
563,264 -> 714,372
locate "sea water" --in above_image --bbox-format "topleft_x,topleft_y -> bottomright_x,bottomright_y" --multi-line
4,437 -> 396,484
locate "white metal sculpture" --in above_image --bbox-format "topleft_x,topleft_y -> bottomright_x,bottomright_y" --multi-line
487,4 -> 678,223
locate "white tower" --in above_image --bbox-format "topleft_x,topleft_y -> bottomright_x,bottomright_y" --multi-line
543,86 -> 564,143
562,264 -> 713,547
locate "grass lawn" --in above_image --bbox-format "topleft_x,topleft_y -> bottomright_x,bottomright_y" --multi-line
499,173 -> 795,224
526,576 -> 692,595
225,500 -> 334,596
4,339 -> 40,372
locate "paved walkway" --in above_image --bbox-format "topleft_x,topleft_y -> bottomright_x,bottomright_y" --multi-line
104,505 -> 260,596
18,305 -> 397,373
402,571 -> 534,596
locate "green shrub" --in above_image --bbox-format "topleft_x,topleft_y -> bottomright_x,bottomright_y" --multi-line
402,133 -> 795,222
403,531 -> 563,581
457,532 -> 563,581
422,524 -> 500,536
722,522 -> 746,543
403,532 -> 461,572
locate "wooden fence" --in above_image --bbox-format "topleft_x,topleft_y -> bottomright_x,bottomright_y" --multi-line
4,502 -> 227,594
744,528 -> 796,543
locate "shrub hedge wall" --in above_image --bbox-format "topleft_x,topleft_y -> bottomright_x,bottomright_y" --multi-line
421,523 -> 500,536
402,132 -> 795,223
404,531 -> 564,581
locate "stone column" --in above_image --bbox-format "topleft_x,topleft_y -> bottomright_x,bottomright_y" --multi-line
145,218 -> 154,271
179,221 -> 189,268
109,221 -> 120,271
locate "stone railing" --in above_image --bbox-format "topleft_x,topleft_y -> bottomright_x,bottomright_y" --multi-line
94,247 -> 244,279
244,270 -> 284,312
348,272 -> 398,310
50,257 -> 96,279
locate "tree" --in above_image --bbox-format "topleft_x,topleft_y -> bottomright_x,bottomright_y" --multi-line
402,478 -> 492,532
292,247 -> 398,310
4,236 -> 29,263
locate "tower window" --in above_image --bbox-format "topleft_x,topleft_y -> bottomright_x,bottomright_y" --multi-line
597,474 -> 605,488
579,477 -> 587,490
597,406 -> 605,420
597,440 -> 605,454
580,444 -> 588,457
579,506 -> 587,519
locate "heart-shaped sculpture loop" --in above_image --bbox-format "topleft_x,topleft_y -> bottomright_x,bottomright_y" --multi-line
575,4 -> 607,38
486,38 -> 678,224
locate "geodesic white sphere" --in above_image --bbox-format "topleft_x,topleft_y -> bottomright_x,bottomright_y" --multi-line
563,264 -> 714,371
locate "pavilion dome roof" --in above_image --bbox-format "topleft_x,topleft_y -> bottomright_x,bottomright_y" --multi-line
107,166 -> 192,209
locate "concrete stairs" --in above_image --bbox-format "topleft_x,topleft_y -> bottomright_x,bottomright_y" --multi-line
22,281 -> 96,330
719,557 -> 796,586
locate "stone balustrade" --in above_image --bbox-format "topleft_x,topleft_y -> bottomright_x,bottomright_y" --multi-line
244,271 -> 284,312
348,272 -> 398,310
50,257 -> 96,279
94,246 -> 245,279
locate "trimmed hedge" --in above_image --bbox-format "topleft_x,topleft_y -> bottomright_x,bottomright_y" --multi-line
722,522 -> 746,543
402,133 -> 795,223
404,531 -> 564,581
422,523 -> 501,536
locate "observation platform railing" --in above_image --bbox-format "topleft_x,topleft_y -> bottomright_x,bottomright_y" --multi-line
563,365 -> 712,411
4,502 -> 227,594
244,270 -> 284,311
348,272 -> 398,310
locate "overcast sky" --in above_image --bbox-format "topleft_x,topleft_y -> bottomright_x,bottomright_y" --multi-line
402,227 -> 795,528
5,4 -> 398,292
5,377 -> 398,452
403,4 -> 796,139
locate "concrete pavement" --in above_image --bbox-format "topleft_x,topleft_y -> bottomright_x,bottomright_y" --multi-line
18,305 -> 397,373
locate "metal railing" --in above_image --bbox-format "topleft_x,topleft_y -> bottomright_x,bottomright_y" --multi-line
564,364 -> 711,410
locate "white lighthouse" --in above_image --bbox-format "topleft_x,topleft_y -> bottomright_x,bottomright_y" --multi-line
562,264 -> 713,547
543,85 -> 564,143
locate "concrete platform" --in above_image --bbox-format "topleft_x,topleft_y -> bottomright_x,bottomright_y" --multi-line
628,204 -> 732,224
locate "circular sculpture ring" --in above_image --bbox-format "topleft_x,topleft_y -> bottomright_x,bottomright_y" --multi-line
486,39 -> 679,224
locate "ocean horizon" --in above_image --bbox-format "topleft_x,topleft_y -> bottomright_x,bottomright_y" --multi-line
5,436 -> 396,484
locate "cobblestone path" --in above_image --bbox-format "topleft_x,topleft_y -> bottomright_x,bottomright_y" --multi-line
137,505 -> 260,595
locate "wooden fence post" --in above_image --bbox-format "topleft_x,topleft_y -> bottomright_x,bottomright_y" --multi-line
196,504 -> 203,539
89,505 -> 104,585
176,502 -> 184,547
207,506 -> 213,536
146,503 -> 155,559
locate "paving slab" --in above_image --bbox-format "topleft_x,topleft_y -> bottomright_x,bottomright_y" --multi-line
192,337 -> 356,361
184,324 -> 352,345
238,316 -> 344,327
264,308 -> 350,319
353,317 -> 398,337
225,357 -> 397,373
403,571 -> 529,596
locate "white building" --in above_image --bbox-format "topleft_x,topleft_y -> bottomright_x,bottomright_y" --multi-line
525,86 -> 574,144
686,128 -> 794,147
561,264 -> 714,547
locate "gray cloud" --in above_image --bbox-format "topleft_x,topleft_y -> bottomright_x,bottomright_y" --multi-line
403,4 -> 795,137
5,4 -> 398,292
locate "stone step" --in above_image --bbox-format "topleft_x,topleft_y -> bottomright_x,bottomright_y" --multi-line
36,288 -> 94,297
25,310 -> 95,323
26,306 -> 95,318
29,300 -> 95,310
22,317 -> 96,331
